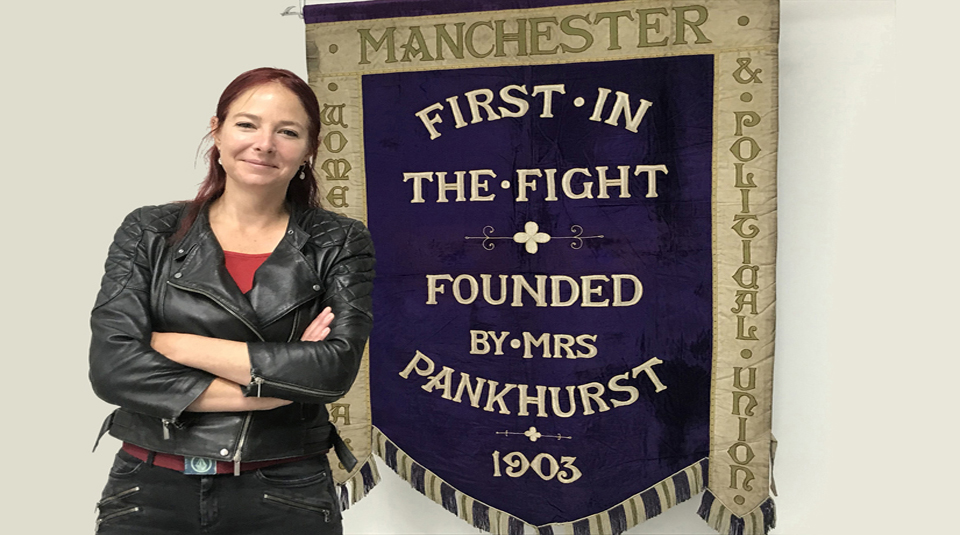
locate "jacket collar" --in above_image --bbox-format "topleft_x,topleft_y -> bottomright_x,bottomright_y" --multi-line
169,204 -> 323,333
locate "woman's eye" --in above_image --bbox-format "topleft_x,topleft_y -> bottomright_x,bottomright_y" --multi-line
236,122 -> 255,129
280,129 -> 300,138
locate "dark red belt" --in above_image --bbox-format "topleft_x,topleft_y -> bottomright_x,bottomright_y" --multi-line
121,442 -> 324,475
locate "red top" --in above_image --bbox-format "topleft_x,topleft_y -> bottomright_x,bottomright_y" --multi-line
223,251 -> 271,293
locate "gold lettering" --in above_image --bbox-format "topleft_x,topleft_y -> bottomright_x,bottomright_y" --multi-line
329,403 -> 351,425
494,19 -> 528,57
729,465 -> 755,491
733,367 -> 757,391
734,163 -> 757,188
673,5 -> 712,44
400,26 -> 436,62
529,17 -> 558,55
593,11 -> 634,50
322,131 -> 348,154
732,214 -> 760,239
465,21 -> 495,58
325,186 -> 350,208
320,158 -> 351,181
727,442 -> 755,465
559,15 -> 593,53
732,265 -> 760,290
358,27 -> 397,64
730,136 -> 761,162
435,22 -> 466,60
740,188 -> 751,214
734,111 -> 761,136
636,8 -> 669,47
731,290 -> 758,315
319,104 -> 348,128
736,315 -> 759,340
732,391 -> 757,416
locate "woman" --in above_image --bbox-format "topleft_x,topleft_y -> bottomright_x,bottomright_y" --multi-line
89,67 -> 374,534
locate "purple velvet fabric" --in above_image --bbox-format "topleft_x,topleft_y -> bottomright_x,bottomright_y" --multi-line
358,53 -> 715,524
305,0 -> 619,24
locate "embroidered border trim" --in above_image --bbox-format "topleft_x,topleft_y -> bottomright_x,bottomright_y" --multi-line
698,490 -> 776,535
374,426 -> 708,534
335,455 -> 381,510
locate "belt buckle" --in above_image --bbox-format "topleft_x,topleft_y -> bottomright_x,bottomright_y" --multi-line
183,456 -> 218,475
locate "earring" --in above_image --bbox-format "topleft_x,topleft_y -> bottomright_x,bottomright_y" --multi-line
217,157 -> 223,166
299,165 -> 307,180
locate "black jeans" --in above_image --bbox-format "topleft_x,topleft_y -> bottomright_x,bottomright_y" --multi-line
95,449 -> 342,534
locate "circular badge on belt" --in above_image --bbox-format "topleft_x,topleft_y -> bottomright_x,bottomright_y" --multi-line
190,457 -> 213,472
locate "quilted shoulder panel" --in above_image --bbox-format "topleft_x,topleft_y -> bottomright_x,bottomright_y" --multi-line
92,204 -> 183,310
298,207 -> 358,247
139,203 -> 186,234
298,209 -> 376,319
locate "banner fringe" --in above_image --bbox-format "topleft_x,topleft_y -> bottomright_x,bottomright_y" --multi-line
335,455 -> 381,511
374,427 -> 707,535
697,490 -> 776,535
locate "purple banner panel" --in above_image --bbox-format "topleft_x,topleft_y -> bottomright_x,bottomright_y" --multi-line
366,55 -> 712,526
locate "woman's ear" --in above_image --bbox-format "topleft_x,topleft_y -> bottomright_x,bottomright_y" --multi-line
210,116 -> 220,146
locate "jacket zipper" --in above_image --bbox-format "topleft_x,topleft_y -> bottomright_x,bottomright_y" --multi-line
263,493 -> 330,522
232,412 -> 254,476
96,506 -> 141,532
247,375 -> 345,398
160,418 -> 181,440
166,281 -> 264,475
247,309 -> 300,399
95,486 -> 140,512
249,310 -> 319,399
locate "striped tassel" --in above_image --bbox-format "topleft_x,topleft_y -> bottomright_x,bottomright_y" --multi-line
372,426 -> 711,535
334,455 -> 382,511
697,489 -> 776,535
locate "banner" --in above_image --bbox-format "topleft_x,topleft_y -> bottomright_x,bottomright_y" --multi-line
306,1 -> 779,533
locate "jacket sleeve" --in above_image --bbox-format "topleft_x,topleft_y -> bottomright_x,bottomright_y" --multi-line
245,219 -> 375,405
89,208 -> 215,420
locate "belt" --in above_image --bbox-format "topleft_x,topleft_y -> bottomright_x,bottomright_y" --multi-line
121,443 -> 324,475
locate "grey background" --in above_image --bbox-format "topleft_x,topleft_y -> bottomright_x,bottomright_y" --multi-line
0,1 -> 946,534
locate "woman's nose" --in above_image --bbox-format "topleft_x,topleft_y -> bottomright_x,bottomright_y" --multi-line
253,132 -> 276,152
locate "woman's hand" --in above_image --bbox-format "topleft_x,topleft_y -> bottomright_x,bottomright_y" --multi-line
301,307 -> 334,342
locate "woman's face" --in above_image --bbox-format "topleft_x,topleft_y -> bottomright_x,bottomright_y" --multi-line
213,82 -> 312,195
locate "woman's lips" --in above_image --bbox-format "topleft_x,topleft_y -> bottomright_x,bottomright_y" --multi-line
242,159 -> 276,168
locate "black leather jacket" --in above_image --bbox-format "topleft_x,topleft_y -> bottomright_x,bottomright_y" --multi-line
89,203 -> 374,467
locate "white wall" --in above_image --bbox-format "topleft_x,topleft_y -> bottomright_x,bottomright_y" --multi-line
1,1 -> 949,533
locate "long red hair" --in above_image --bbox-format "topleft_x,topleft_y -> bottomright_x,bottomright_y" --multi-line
174,68 -> 322,241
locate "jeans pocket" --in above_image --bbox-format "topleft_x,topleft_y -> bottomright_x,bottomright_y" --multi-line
108,449 -> 144,478
255,456 -> 329,487
256,457 -> 337,523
